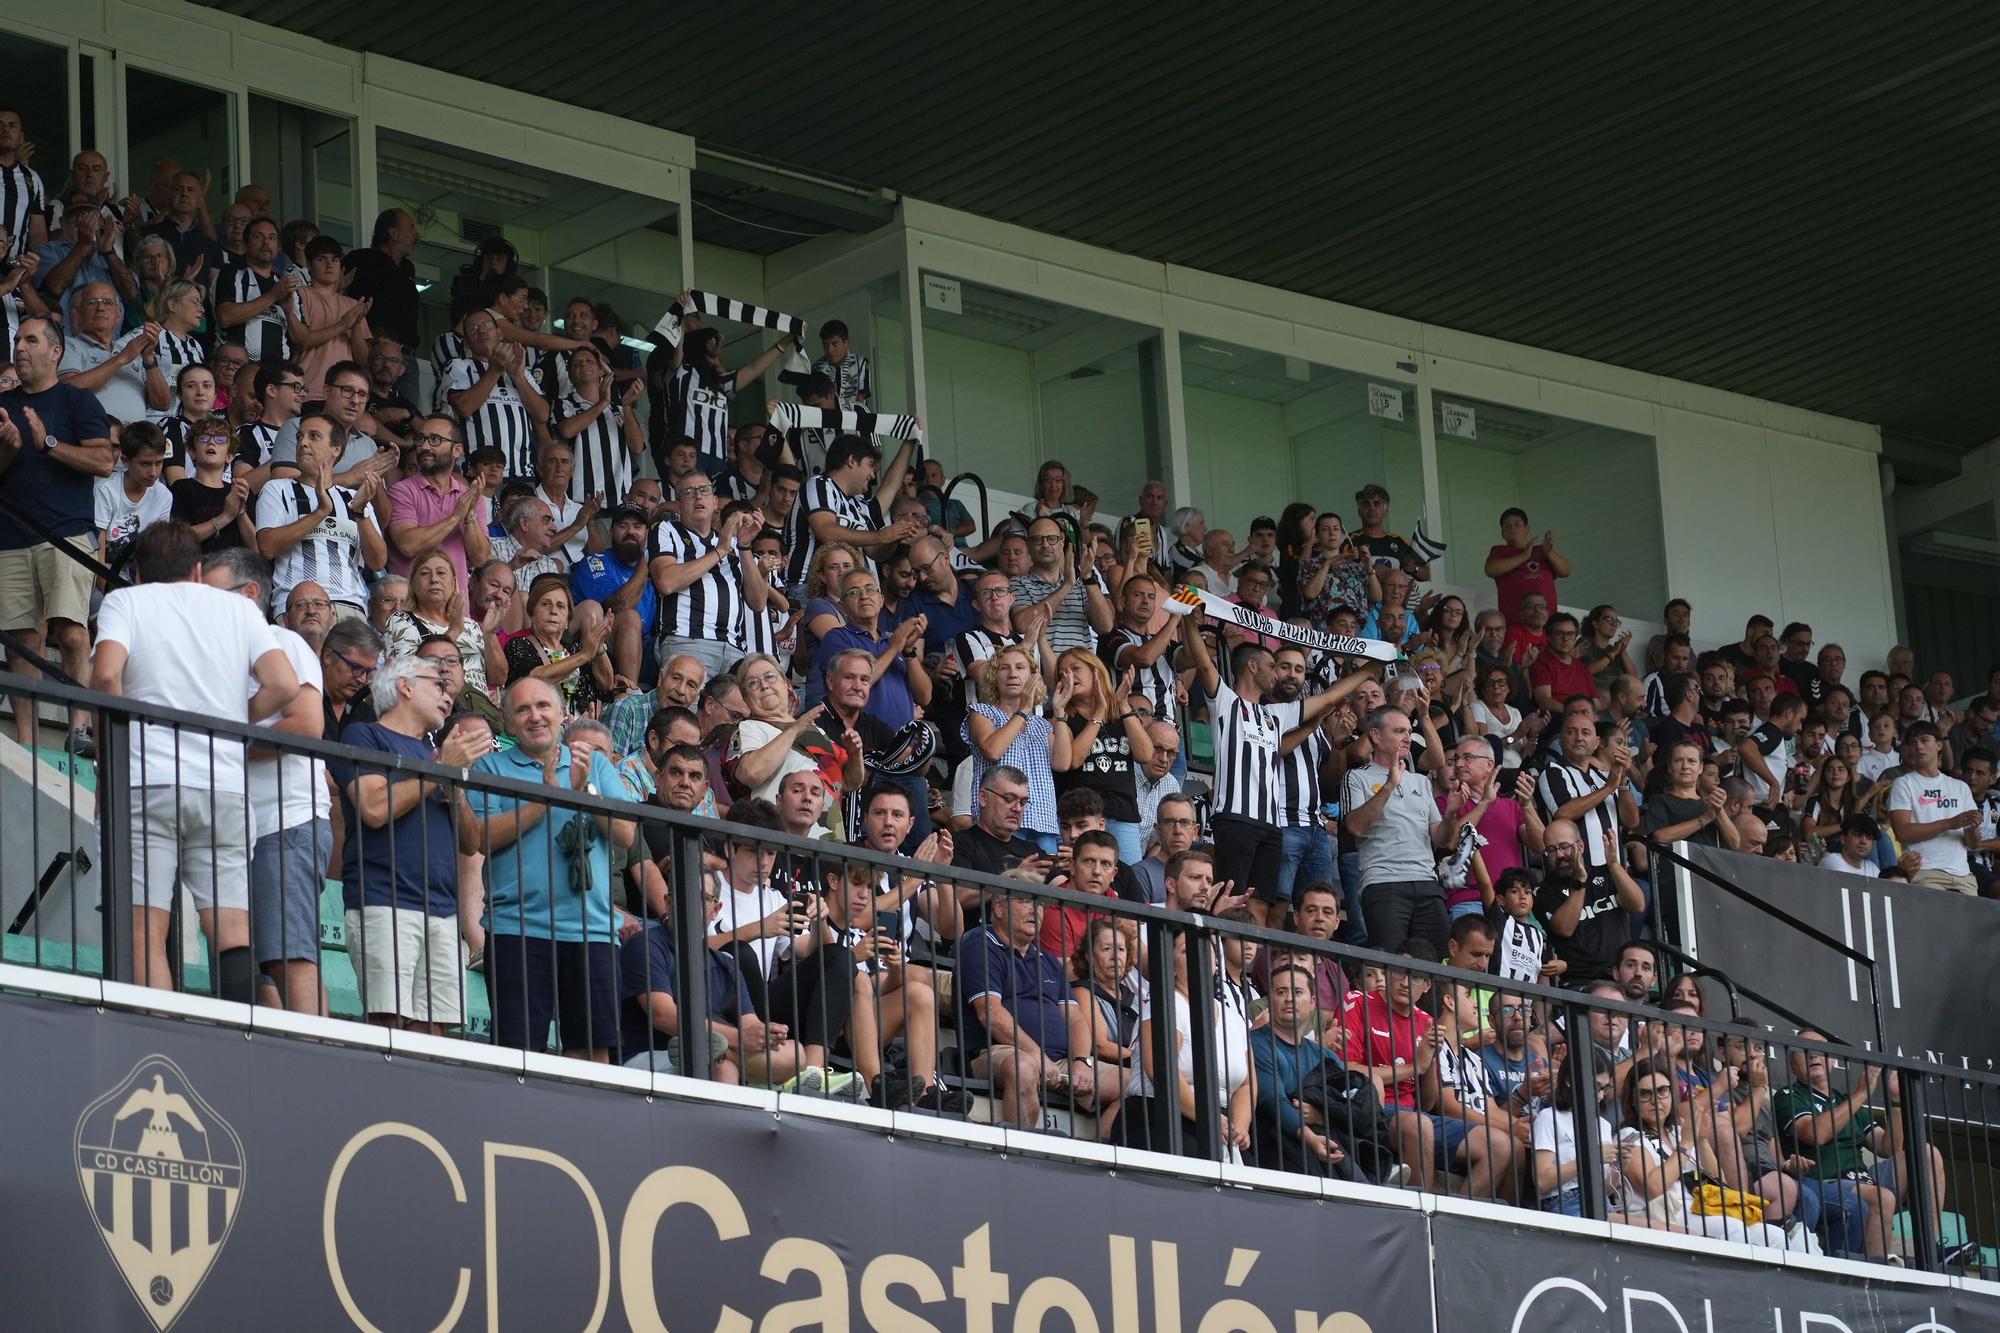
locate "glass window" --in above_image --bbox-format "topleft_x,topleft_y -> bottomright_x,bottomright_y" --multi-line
124,66 -> 234,223
0,32 -> 70,251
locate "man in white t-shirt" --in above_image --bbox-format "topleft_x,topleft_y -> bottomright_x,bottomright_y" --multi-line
1816,814 -> 1885,878
89,521 -> 299,998
1886,722 -> 1981,894
204,546 -> 331,1014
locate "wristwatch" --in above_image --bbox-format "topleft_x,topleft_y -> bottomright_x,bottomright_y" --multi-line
40,434 -> 57,454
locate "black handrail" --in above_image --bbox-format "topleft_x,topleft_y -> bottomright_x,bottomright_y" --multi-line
1653,938 -> 1840,1045
1651,839 -> 1887,1054
943,470 -> 990,540
0,487 -> 124,586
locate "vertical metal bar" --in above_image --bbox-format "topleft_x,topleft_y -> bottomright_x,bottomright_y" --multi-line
1899,1070 -> 1940,1271
670,821 -> 710,1073
1183,926 -> 1222,1162
1566,1002 -> 1607,1221
1145,918 -> 1180,1158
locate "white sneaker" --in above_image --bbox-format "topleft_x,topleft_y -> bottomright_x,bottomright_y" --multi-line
1385,1163 -> 1413,1188
782,1067 -> 825,1096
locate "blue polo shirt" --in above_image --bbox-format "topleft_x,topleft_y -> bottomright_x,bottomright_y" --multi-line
816,623 -> 916,729
954,924 -> 1072,1058
0,382 -> 109,548
617,920 -> 755,1061
906,577 -> 980,651
470,745 -> 623,944
571,550 -> 657,638
330,722 -> 460,916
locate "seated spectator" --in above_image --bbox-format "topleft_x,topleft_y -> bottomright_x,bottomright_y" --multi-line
724,654 -> 853,803
503,573 -> 613,719
531,439 -> 594,566
330,655 -> 477,1031
385,546 -> 501,696
59,281 -> 170,424
1578,606 -> 1638,694
1250,881 -> 1350,1021
1501,593 -> 1550,675
95,422 -> 172,570
255,414 -> 388,618
1531,613 -> 1601,713
569,502 -> 656,686
1252,960 -> 1397,1182
1613,1057 -> 1796,1247
1531,1062 -> 1615,1216
952,765 -> 1050,878
90,521 -> 300,995
1341,953 -> 1436,1178
1422,977 -> 1524,1200
157,363 -> 219,480
471,677 -> 634,1060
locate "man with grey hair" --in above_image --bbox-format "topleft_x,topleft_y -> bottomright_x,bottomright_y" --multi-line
368,574 -> 408,634
330,652 -> 483,1033
951,764 -> 1049,878
491,493 -> 565,586
58,279 -> 168,423
472,676 -> 635,1060
319,615 -> 385,737
204,546 -> 332,1014
1342,704 -> 1455,958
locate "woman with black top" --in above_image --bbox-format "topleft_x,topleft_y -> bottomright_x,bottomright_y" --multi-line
1274,501 -> 1316,620
502,573 -> 614,718
1052,647 -> 1154,864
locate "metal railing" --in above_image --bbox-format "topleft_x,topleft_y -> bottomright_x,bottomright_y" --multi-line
4,668 -> 1999,1276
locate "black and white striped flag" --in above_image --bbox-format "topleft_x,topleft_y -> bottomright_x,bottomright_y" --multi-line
768,402 -> 923,441
654,291 -> 804,348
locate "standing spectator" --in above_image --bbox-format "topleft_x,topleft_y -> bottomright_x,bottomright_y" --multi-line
1134,720 -> 1183,852
58,282 -> 169,424
270,360 -> 397,482
658,319 -> 799,477
203,547 -> 330,1013
215,218 -> 303,367
554,345 -> 644,509
156,365 -> 219,480
254,414 -> 388,617
1342,707 -> 1452,956
146,279 -> 209,398
342,210 -> 422,395
332,654 -> 480,1033
36,190 -> 136,325
965,644 -> 1067,852
446,308 -> 545,478
363,337 -> 419,443
1579,606 -> 1638,694
503,574 -> 614,719
815,568 -> 930,728
1484,508 -> 1569,624
385,414 -> 489,592
472,677 -> 635,1060
235,360 -> 306,481
812,318 -> 870,408
384,548 -> 501,696
1530,613 -> 1602,713
1053,647 -> 1154,864
1011,517 -> 1113,656
1099,570 -> 1183,741
168,417 -> 253,553
1642,635 -> 1694,717
139,171 -> 224,276
1184,615 -> 1370,926
90,521 -> 299,995
1536,819 -> 1646,984
1886,722 -> 1981,894
649,472 -> 769,678
1737,692 -> 1807,807
0,106 -> 48,259
1640,739 -> 1741,851
95,424 -> 173,570
3,314 -> 114,752
291,234 -> 372,391
1535,712 -> 1637,872
1350,483 -> 1429,580
1271,645 -> 1341,904
790,433 -> 922,589
490,493 -> 566,596
531,440 -> 596,565
1443,733 -> 1540,918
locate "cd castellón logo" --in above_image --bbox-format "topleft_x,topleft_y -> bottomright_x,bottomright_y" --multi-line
74,1055 -> 246,1331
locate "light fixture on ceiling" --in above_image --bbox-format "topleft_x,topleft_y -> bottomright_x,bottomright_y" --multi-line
1908,531 -> 2000,567
378,148 -> 548,210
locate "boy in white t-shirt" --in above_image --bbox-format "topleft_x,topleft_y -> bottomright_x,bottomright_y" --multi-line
94,424 -> 173,570
1856,712 -> 1900,784
1885,723 -> 1980,894
1815,814 -> 1883,878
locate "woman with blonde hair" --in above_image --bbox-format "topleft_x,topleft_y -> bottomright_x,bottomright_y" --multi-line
967,642 -> 1069,852
386,546 -> 506,696
794,541 -> 862,679
146,276 -> 208,384
1053,646 -> 1154,863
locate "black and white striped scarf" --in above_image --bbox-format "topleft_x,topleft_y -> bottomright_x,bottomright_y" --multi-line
653,291 -> 804,348
768,402 -> 922,441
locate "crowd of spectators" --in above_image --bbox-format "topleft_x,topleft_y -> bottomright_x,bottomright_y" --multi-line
2,126 -> 1995,1261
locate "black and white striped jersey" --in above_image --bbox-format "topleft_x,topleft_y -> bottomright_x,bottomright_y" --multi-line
155,328 -> 206,384
555,391 -> 634,507
1097,626 -> 1179,728
740,601 -> 785,659
444,357 -> 536,477
429,329 -> 467,410
235,420 -> 280,469
664,365 -> 734,465
951,625 -> 1022,674
787,473 -> 880,588
219,266 -> 296,364
1535,762 -> 1622,868
1205,680 -> 1302,825
253,477 -> 369,612
0,162 -> 45,259
651,518 -> 746,645
1276,728 -> 1331,829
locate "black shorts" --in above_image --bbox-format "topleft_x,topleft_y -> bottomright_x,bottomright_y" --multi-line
1210,813 -> 1285,902
487,934 -> 620,1054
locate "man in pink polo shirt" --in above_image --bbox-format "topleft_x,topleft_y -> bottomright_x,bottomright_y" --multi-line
385,414 -> 490,593
1440,734 -> 1539,920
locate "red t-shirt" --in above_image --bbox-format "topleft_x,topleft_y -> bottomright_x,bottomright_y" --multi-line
1531,652 -> 1597,706
1341,991 -> 1433,1110
1490,543 -> 1559,624
1502,625 -> 1546,666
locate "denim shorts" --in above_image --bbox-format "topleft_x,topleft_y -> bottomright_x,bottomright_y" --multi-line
250,817 -> 329,965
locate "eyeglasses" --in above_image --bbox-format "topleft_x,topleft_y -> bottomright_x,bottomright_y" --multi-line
418,674 -> 451,691
1028,535 -> 1063,546
975,589 -> 1010,601
1159,816 -> 1197,828
988,792 -> 1029,807
78,297 -> 120,308
414,432 -> 455,447
326,383 -> 369,398
677,484 -> 713,498
840,586 -> 880,599
276,380 -> 307,393
333,652 -> 379,678
289,598 -> 332,613
1637,1085 -> 1675,1099
419,653 -> 464,667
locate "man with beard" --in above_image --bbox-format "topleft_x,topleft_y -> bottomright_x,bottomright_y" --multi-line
1534,817 -> 1646,985
386,414 -> 490,593
1270,645 -> 1344,918
571,501 -> 657,684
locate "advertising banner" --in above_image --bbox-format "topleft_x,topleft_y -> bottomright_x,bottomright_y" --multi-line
1680,843 -> 2000,1068
3,995 -> 1430,1331
1436,1215 -> 1984,1332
